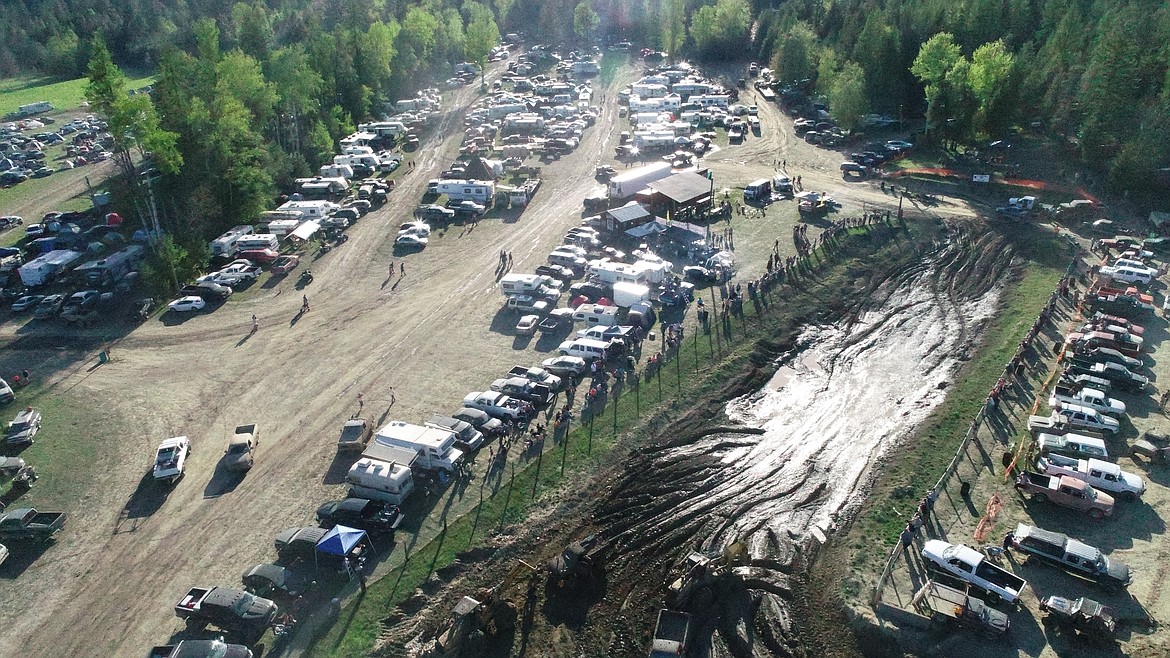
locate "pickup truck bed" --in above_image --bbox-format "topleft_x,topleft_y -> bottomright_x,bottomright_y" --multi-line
0,508 -> 66,540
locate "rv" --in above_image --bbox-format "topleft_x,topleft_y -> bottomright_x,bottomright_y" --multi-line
359,121 -> 408,139
346,457 -> 416,505
571,60 -> 600,76
500,273 -> 544,296
370,421 -> 465,475
277,200 -> 340,219
297,177 -> 349,199
17,249 -> 83,287
234,234 -> 280,252
318,163 -> 355,179
431,179 -> 495,204
73,245 -> 145,286
16,101 -> 53,117
209,225 -> 255,259
609,162 -> 673,200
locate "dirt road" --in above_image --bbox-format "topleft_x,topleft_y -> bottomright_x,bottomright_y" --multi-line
0,62 -> 636,656
0,57 -> 979,657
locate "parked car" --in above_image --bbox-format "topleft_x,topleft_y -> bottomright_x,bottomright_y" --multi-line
451,407 -> 506,438
336,418 -> 373,453
10,295 -> 43,313
32,294 -> 66,318
271,255 -> 300,275
315,498 -> 403,533
515,314 -> 539,335
241,563 -> 311,600
395,233 -> 428,248
237,248 -> 279,265
541,355 -> 588,378
1039,595 -> 1117,641
168,296 -> 207,313
462,391 -> 531,421
414,205 -> 456,221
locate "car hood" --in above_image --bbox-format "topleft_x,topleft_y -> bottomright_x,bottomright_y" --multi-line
223,452 -> 253,469
1104,558 -> 1132,585
240,596 -> 278,620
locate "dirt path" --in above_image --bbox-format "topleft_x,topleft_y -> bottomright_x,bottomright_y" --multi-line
0,62 -> 636,657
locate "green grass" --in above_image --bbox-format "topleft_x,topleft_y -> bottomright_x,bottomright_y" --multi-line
314,221 -> 923,657
842,224 -> 1071,582
0,74 -> 156,118
2,382 -> 102,512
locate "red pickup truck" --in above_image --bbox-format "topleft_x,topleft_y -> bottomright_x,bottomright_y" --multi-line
1015,471 -> 1114,519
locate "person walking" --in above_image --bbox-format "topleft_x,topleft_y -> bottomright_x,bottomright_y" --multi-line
251,314 -> 259,334
389,262 -> 395,277
357,392 -> 364,410
399,262 -> 405,276
302,295 -> 310,312
389,386 -> 396,404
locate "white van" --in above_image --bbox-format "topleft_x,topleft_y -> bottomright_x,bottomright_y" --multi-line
558,338 -> 610,361
235,234 -> 280,252
744,178 -> 771,201
500,273 -> 543,296
573,303 -> 619,326
345,456 -> 416,505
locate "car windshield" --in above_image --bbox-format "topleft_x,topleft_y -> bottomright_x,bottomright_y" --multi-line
228,442 -> 249,455
157,447 -> 177,462
231,592 -> 257,615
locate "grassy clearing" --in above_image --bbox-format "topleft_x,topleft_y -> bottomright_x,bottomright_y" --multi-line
314,220 -> 928,657
841,224 -> 1071,593
1,383 -> 102,512
0,75 -> 156,117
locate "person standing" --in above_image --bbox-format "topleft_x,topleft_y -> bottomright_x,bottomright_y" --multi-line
357,392 -> 364,410
400,262 -> 405,276
389,386 -> 396,404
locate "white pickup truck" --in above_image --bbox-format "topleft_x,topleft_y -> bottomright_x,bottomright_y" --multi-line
1035,403 -> 1120,434
921,540 -> 1027,606
153,436 -> 191,484
1049,384 -> 1126,417
1038,454 -> 1145,501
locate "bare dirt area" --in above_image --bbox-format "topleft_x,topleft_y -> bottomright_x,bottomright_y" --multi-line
0,61 -> 637,657
0,55 -> 1028,658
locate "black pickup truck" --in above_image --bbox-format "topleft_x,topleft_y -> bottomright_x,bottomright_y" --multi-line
174,586 -> 278,639
0,508 -> 66,541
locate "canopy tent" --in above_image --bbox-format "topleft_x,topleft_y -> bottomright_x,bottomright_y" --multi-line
289,219 -> 321,243
316,525 -> 367,556
625,221 -> 666,239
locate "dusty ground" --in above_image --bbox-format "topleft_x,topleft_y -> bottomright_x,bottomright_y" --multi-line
0,54 -> 985,658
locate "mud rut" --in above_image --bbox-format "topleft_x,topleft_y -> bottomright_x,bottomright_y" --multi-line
585,227 -> 1014,657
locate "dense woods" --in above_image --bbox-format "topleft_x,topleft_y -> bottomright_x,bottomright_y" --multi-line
2,0 -> 1164,247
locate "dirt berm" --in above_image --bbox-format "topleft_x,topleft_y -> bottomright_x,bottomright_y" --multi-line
373,218 -> 1017,658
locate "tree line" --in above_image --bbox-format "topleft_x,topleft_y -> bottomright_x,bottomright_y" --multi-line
24,0 -> 1163,273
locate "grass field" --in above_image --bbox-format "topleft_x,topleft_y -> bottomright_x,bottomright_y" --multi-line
0,74 -> 155,118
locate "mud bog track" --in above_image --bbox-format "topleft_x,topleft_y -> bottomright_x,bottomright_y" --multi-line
587,230 -> 1013,657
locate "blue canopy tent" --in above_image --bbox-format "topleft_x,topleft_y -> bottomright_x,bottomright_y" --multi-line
315,525 -> 373,577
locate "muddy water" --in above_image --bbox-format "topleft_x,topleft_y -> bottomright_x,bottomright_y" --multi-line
716,277 -> 999,553
598,246 -> 1007,656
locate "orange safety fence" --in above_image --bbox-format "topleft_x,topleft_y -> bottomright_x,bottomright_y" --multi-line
972,493 -> 1003,543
